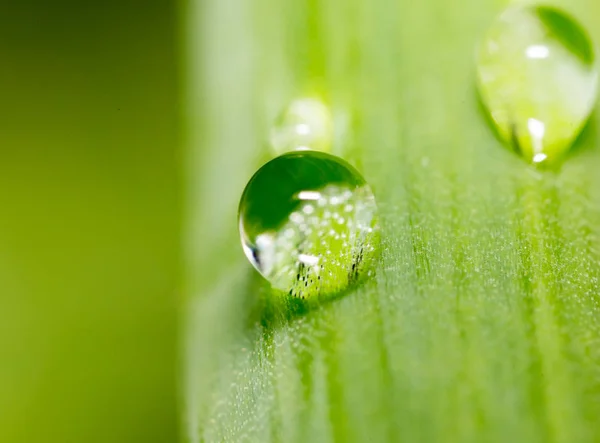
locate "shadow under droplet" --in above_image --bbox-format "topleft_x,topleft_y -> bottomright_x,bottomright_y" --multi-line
243,271 -> 375,335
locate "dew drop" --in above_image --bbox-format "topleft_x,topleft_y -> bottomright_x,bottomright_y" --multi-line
302,204 -> 315,215
476,4 -> 598,164
269,98 -> 333,154
238,151 -> 380,298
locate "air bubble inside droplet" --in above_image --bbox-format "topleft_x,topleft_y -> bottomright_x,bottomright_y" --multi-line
476,4 -> 598,164
238,151 -> 380,298
269,98 -> 333,154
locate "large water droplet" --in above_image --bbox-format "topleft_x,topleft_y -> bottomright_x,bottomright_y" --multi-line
476,4 -> 598,164
238,151 -> 380,298
269,98 -> 333,154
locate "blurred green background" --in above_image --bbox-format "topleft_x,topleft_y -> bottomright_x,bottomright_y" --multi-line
0,0 -> 179,442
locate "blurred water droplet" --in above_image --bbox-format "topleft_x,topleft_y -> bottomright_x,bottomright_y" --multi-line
238,151 -> 380,298
476,4 -> 598,164
269,98 -> 333,154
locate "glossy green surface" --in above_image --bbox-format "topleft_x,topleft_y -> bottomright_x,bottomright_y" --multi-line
186,0 -> 600,442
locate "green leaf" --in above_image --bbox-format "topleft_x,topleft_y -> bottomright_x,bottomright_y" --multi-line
184,0 -> 600,442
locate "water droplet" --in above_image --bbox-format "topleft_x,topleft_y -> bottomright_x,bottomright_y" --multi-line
476,4 -> 598,164
238,151 -> 380,297
302,204 -> 315,215
269,98 -> 333,154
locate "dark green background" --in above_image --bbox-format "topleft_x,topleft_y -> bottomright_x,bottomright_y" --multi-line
0,0 -> 179,441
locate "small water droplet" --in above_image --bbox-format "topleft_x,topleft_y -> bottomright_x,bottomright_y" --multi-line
269,98 -> 333,154
302,204 -> 315,215
476,4 -> 598,164
238,151 -> 380,297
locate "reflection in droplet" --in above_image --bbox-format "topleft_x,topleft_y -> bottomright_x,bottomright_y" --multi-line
297,191 -> 321,201
269,98 -> 333,154
476,4 -> 598,164
238,151 -> 380,298
525,44 -> 550,59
